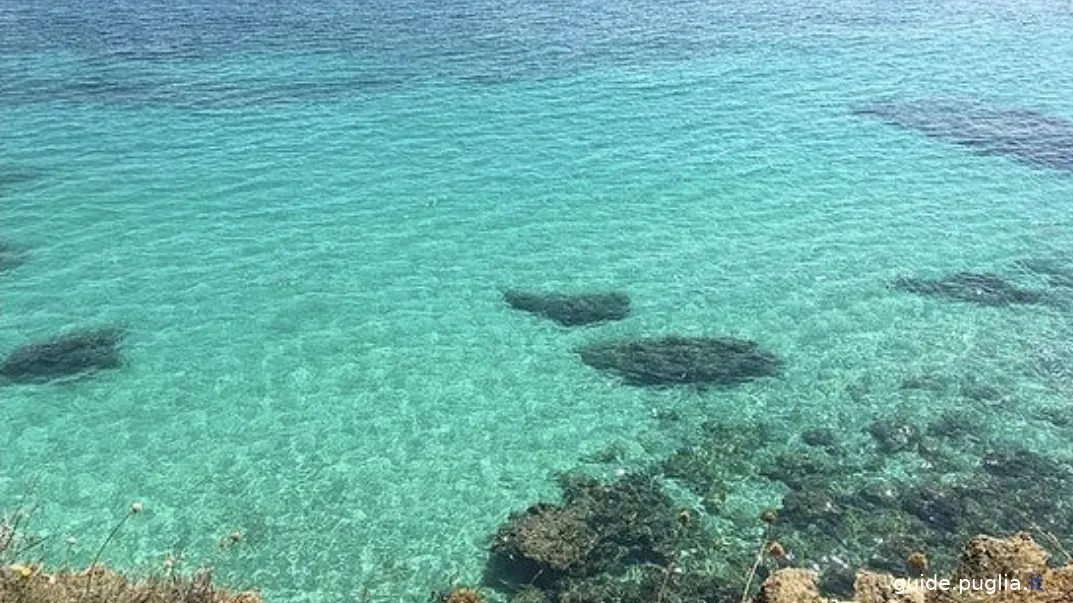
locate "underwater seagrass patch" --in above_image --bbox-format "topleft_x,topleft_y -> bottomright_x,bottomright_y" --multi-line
853,100 -> 1073,172
503,289 -> 630,326
576,335 -> 780,387
892,272 -> 1044,306
0,326 -> 127,384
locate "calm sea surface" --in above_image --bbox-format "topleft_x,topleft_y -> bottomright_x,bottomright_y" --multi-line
2,0 -> 1072,601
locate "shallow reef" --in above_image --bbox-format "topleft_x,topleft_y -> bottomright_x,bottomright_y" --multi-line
899,371 -> 1011,407
0,326 -> 127,384
576,336 -> 781,387
503,290 -> 631,326
485,471 -> 728,602
640,412 -> 1073,599
483,411 -> 1073,602
768,450 -> 1073,595
892,272 -> 1043,306
854,100 -> 1073,172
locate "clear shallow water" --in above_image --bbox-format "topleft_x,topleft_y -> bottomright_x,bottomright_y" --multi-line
2,0 -> 1072,601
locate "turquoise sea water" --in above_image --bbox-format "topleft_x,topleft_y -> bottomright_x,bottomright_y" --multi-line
2,0 -> 1073,601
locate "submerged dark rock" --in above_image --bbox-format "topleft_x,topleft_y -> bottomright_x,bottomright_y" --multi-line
927,409 -> 981,441
577,335 -> 780,387
801,427 -> 839,451
0,327 -> 126,383
489,503 -> 594,583
892,272 -> 1043,306
503,290 -> 630,326
854,100 -> 1073,172
483,414 -> 1073,603
765,431 -> 1073,582
979,448 -> 1070,483
482,471 -> 738,603
868,420 -> 922,454
1045,406 -> 1073,428
486,472 -> 702,594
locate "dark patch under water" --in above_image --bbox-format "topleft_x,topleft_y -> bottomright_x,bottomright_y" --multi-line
485,471 -> 736,603
0,0 -> 740,107
855,100 -> 1073,172
484,409 -> 1073,603
661,418 -> 1073,599
892,272 -> 1044,306
504,290 -> 630,326
576,336 -> 781,387
0,327 -> 127,383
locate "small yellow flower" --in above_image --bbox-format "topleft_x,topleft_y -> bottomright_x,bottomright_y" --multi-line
9,563 -> 35,579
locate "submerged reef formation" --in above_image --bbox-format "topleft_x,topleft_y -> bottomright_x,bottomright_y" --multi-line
483,413 -> 1073,603
655,414 -> 1073,599
892,272 -> 1043,306
485,471 -> 732,602
759,533 -> 1073,603
854,100 -> 1073,172
576,336 -> 781,387
767,446 -> 1073,595
503,290 -> 631,326
899,371 -> 1011,407
0,240 -> 28,273
0,326 -> 127,383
